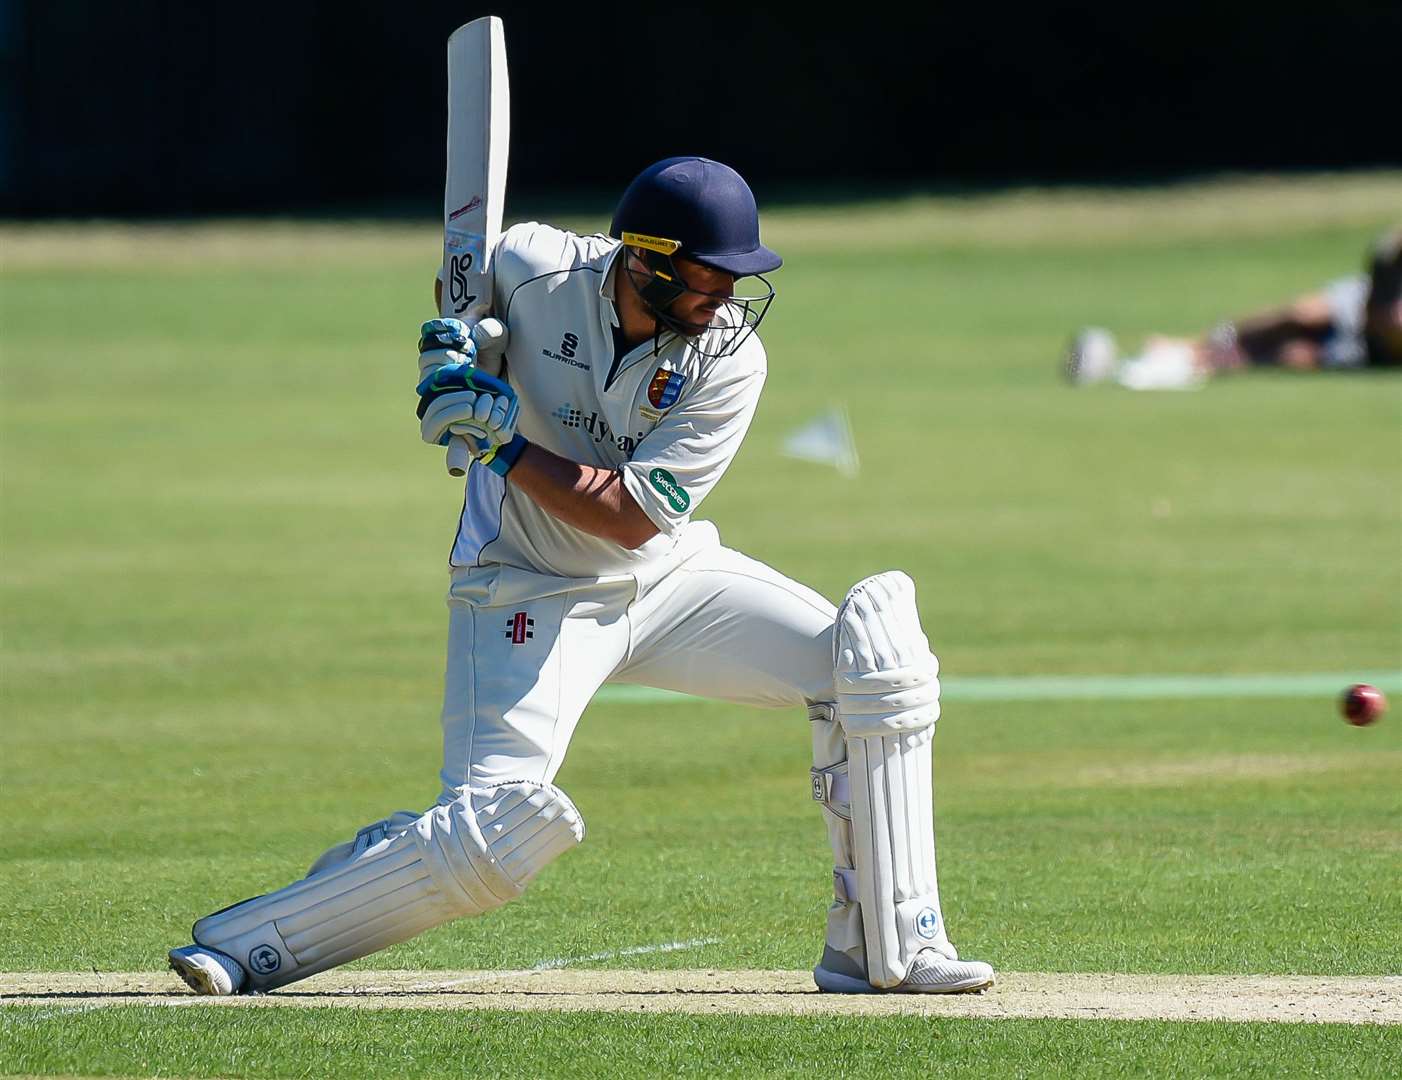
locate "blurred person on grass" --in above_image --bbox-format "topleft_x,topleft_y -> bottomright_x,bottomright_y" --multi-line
1066,228 -> 1402,390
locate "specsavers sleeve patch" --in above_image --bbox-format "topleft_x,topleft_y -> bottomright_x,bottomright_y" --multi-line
621,365 -> 766,536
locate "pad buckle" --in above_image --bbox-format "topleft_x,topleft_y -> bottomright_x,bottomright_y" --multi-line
809,765 -> 851,820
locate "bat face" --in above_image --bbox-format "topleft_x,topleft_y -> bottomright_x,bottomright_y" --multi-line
442,16 -> 509,325
440,16 -> 510,475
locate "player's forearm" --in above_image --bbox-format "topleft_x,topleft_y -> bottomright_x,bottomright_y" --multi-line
509,444 -> 659,549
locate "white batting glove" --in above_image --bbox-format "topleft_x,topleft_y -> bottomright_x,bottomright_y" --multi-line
418,318 -> 476,379
418,383 -> 519,448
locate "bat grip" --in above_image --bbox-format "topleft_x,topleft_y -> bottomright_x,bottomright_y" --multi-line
446,437 -> 473,477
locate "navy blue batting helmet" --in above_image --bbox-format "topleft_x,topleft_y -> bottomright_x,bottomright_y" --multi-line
610,157 -> 782,277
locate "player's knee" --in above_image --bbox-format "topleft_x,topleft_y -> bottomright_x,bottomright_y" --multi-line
305,784 -> 585,919
428,781 -> 586,915
833,571 -> 940,739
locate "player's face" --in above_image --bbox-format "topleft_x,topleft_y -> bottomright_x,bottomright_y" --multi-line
669,257 -> 736,335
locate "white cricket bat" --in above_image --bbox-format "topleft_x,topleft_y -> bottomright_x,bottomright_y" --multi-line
441,16 -> 509,477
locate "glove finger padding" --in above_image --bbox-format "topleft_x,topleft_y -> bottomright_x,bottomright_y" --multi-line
418,318 -> 477,379
419,318 -> 471,352
417,363 -> 518,443
416,362 -> 515,406
421,390 -> 490,446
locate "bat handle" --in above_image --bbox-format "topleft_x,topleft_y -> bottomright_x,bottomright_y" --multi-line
446,437 -> 473,477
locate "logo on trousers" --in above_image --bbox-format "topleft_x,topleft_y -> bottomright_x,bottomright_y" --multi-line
505,612 -> 534,644
248,944 -> 282,974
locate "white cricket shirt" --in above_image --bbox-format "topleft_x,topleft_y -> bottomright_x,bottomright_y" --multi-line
450,222 -> 767,582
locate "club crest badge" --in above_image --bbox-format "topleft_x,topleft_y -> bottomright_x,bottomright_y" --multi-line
647,367 -> 688,410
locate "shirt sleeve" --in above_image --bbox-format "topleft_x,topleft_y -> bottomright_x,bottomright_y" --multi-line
619,345 -> 767,537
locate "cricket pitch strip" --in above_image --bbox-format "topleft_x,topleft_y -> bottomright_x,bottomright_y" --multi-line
3,970 -> 1398,1025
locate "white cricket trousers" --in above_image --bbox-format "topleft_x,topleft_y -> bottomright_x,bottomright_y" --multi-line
437,535 -> 837,799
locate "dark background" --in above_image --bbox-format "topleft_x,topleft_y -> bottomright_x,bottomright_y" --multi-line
3,0 -> 1398,217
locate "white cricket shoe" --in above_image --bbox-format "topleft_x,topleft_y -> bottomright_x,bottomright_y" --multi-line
1064,327 -> 1119,385
813,943 -> 995,994
168,944 -> 247,996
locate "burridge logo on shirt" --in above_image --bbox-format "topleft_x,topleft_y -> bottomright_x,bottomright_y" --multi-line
552,404 -> 648,456
648,468 -> 690,512
541,336 -> 590,370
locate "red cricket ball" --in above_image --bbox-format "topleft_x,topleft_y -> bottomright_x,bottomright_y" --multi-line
1340,684 -> 1387,726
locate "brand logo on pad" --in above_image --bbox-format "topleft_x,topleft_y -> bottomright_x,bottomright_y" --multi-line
647,367 -> 687,409
505,612 -> 534,644
248,944 -> 282,975
915,908 -> 941,940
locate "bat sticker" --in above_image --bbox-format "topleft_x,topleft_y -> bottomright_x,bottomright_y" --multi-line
445,230 -> 486,256
445,231 -> 488,314
448,195 -> 484,222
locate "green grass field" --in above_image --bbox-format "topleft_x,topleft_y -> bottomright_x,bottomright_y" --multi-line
2,174 -> 1400,1076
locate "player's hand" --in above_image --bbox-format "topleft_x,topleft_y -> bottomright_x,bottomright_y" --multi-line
417,363 -> 520,448
418,318 -> 476,379
416,364 -> 528,477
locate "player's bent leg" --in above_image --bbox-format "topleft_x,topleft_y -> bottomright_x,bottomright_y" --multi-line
810,571 -> 993,994
168,781 -> 584,995
614,545 -> 836,708
439,574 -> 632,797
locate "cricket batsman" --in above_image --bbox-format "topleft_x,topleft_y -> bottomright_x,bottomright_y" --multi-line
168,157 -> 996,996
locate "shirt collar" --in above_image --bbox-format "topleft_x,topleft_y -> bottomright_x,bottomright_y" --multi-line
599,242 -> 624,326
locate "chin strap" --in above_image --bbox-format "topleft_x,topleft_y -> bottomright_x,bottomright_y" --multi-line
626,250 -> 694,341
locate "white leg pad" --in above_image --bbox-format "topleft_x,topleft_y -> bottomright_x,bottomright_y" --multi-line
191,781 -> 584,991
819,571 -> 947,988
845,723 -> 945,985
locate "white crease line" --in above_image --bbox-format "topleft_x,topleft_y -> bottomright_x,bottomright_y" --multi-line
5,996 -> 229,1017
595,672 -> 1402,705
0,1002 -> 114,1025
410,938 -> 723,991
